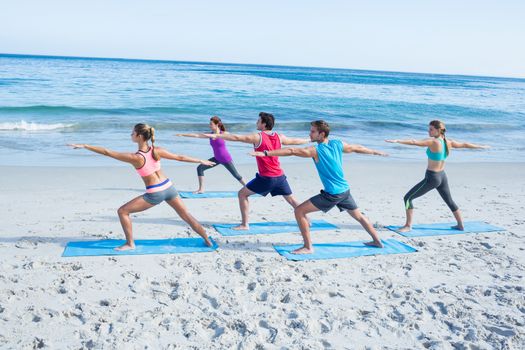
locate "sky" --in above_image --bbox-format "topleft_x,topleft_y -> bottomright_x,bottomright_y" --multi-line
1,0 -> 524,78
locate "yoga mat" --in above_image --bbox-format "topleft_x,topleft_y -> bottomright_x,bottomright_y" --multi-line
274,238 -> 417,261
213,219 -> 338,236
386,221 -> 505,237
179,191 -> 261,199
62,237 -> 218,257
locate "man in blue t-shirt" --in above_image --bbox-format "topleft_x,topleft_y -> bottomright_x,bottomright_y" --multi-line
251,120 -> 387,254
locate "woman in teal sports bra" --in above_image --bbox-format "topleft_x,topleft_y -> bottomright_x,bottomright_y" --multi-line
385,120 -> 489,232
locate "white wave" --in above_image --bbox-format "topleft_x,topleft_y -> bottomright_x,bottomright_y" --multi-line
0,120 -> 74,131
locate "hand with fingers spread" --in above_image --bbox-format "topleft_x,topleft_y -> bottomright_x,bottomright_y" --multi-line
67,143 -> 86,149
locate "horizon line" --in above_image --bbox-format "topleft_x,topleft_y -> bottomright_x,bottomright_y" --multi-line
1,52 -> 524,81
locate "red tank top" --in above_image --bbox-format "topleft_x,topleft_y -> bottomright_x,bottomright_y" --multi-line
254,131 -> 284,177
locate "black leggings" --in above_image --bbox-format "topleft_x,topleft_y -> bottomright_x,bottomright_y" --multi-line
404,170 -> 459,212
197,157 -> 243,181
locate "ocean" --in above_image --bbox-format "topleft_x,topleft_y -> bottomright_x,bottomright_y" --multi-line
1,54 -> 524,166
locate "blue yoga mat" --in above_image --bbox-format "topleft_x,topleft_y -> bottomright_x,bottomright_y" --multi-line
386,221 -> 505,237
62,237 -> 218,257
179,191 -> 261,199
179,191 -> 238,198
274,238 -> 417,261
213,219 -> 338,236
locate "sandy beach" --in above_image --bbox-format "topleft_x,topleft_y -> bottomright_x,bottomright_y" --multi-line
0,160 -> 524,349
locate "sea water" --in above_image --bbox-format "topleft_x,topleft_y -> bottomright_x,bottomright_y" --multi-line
1,54 -> 524,166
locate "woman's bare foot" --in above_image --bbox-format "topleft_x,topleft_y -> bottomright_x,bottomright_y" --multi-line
115,243 -> 135,251
364,240 -> 383,248
193,189 -> 205,194
203,237 -> 214,247
451,224 -> 464,231
291,246 -> 314,254
397,225 -> 412,233
232,225 -> 249,231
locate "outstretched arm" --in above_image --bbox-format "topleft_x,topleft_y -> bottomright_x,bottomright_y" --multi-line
280,134 -> 311,146
251,146 -> 317,158
204,132 -> 260,145
385,138 -> 433,147
67,144 -> 142,165
450,140 -> 490,149
343,143 -> 388,156
156,148 -> 215,165
175,133 -> 209,139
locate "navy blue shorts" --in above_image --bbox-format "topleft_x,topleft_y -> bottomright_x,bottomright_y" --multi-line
246,173 -> 292,197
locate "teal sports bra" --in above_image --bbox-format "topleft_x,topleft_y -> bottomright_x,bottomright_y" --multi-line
426,138 -> 447,161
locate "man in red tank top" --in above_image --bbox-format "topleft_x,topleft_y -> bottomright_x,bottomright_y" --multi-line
205,112 -> 310,230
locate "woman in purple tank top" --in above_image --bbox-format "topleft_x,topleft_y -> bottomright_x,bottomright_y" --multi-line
176,116 -> 246,193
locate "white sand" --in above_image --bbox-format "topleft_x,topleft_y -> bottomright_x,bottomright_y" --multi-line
0,160 -> 524,349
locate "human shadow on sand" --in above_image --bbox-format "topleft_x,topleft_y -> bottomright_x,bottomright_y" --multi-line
0,235 -> 111,248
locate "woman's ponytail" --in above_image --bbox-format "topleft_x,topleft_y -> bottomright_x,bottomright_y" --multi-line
150,127 -> 160,161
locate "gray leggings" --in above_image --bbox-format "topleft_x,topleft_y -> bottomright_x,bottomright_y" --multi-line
404,170 -> 459,212
197,157 -> 243,181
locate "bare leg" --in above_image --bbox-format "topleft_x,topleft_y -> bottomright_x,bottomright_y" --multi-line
291,200 -> 321,254
194,176 -> 205,194
451,209 -> 464,230
283,194 -> 300,209
233,186 -> 256,230
239,178 -> 246,186
166,196 -> 212,246
398,208 -> 414,232
283,194 -> 311,226
116,195 -> 155,251
347,209 -> 383,248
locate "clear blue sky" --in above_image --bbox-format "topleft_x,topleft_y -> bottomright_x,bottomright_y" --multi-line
1,0 -> 524,78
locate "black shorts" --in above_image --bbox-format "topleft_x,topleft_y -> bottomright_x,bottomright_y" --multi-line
246,173 -> 292,197
310,189 -> 357,213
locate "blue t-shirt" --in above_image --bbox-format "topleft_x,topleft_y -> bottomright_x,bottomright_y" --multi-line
313,139 -> 349,195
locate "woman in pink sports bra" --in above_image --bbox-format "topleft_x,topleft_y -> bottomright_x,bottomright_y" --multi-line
68,123 -> 215,251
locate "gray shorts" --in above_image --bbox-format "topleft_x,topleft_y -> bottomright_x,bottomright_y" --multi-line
143,185 -> 179,205
310,189 -> 358,213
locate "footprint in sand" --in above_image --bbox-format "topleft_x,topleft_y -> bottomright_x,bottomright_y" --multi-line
257,291 -> 268,302
259,320 -> 278,343
208,320 -> 225,338
33,337 -> 46,349
484,325 -> 517,337
233,260 -> 243,270
229,320 -> 248,336
202,293 -> 219,309
434,301 -> 448,315
15,239 -> 38,249
389,308 -> 405,323
288,319 -> 306,330
480,242 -> 493,249
280,293 -> 291,303
169,283 -> 180,300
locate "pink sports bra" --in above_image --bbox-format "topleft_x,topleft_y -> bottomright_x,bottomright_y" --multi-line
135,147 -> 161,177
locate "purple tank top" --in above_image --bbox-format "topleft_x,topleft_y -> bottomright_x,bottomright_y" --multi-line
210,135 -> 232,163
